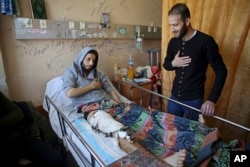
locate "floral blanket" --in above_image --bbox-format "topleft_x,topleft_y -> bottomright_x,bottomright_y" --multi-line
79,100 -> 240,167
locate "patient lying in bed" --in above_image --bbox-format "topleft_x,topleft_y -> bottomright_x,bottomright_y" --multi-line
80,100 -> 187,167
79,99 -> 248,167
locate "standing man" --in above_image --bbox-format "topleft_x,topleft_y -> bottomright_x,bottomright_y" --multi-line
163,3 -> 227,121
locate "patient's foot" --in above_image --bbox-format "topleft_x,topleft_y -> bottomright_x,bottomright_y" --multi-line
198,114 -> 205,124
164,149 -> 186,167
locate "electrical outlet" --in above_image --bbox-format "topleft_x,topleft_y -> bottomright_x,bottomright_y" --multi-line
80,22 -> 85,29
25,19 -> 33,28
148,26 -> 152,32
154,27 -> 157,32
40,20 -> 47,28
69,21 -> 75,29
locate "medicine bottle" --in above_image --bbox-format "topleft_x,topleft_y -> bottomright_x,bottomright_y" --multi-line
127,55 -> 134,80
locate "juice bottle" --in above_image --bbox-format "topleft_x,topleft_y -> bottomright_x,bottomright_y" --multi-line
127,55 -> 134,81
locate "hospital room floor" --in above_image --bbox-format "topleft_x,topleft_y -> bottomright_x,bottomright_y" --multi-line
65,151 -> 79,167
37,115 -> 79,167
48,130 -> 79,167
45,130 -> 79,167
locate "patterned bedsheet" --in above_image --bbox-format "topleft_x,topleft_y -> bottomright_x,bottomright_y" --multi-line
79,100 -> 238,167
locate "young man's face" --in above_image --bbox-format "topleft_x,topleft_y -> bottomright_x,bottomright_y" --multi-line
82,53 -> 97,73
168,14 -> 188,38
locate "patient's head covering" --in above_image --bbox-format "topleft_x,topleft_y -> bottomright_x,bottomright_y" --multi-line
62,47 -> 113,108
73,46 -> 99,77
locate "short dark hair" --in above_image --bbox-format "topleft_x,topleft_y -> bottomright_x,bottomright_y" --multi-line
168,3 -> 190,21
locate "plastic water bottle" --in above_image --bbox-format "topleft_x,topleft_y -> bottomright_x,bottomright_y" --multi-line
127,55 -> 134,81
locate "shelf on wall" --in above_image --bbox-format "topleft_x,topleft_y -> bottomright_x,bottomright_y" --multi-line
14,18 -> 161,40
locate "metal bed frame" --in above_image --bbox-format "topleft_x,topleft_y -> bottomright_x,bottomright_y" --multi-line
45,95 -> 107,167
44,81 -> 250,167
123,82 -> 250,132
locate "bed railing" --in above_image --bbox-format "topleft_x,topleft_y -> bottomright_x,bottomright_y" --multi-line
45,95 -> 106,167
120,81 -> 250,132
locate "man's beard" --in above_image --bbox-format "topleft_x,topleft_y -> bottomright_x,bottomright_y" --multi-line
82,65 -> 93,74
178,24 -> 188,39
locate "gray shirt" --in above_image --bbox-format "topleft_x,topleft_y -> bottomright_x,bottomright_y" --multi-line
62,47 -> 113,108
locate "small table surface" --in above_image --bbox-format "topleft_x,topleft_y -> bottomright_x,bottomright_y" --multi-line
118,78 -> 152,86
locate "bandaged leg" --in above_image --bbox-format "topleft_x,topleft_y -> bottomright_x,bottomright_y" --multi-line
88,110 -> 125,134
87,110 -> 135,151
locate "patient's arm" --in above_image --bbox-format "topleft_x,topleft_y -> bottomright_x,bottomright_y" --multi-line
66,78 -> 102,97
110,89 -> 121,103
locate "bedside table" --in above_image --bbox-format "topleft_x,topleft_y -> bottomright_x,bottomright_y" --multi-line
116,80 -> 152,108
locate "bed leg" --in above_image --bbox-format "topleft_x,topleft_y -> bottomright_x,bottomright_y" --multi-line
62,137 -> 69,151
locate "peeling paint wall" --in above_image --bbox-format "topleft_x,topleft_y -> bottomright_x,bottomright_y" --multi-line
0,0 -> 162,105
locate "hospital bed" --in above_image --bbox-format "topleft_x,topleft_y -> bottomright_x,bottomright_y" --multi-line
42,76 -> 249,167
43,76 -> 167,167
